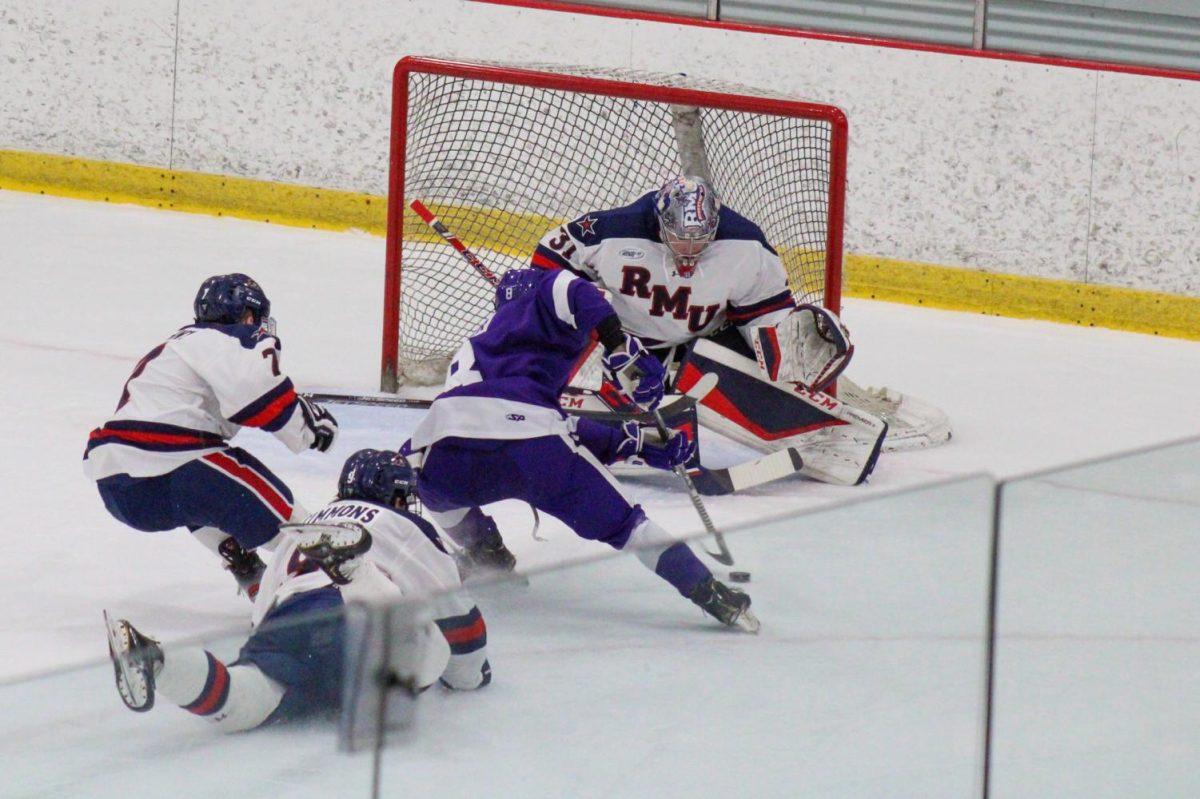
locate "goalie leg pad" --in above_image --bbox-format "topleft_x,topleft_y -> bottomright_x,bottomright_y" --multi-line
678,339 -> 886,486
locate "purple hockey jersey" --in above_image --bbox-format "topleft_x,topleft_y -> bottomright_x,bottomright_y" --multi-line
408,269 -> 616,449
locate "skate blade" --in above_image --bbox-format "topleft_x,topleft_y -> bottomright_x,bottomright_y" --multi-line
734,607 -> 762,635
286,521 -> 371,553
102,611 -> 154,712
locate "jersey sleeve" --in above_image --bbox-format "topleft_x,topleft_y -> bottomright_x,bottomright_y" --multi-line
530,215 -> 602,280
726,246 -> 796,336
176,327 -> 314,453
365,508 -> 492,691
541,269 -> 618,335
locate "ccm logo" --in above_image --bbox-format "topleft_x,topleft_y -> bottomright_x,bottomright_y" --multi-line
506,413 -> 526,421
792,385 -> 839,410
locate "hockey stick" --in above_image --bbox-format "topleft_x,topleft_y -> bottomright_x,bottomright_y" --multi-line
409,200 -> 500,287
301,391 -> 432,409
692,448 -> 805,496
648,373 -> 736,566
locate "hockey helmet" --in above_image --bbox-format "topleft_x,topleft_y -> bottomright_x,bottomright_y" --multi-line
494,268 -> 540,310
338,448 -> 418,510
194,273 -> 273,331
653,175 -> 721,276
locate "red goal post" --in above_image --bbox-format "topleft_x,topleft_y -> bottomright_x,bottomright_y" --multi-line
382,56 -> 848,392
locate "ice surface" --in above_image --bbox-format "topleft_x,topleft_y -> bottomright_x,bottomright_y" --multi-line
2,192 -> 1198,797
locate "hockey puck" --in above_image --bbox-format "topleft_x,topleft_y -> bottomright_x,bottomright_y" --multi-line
728,571 -> 751,583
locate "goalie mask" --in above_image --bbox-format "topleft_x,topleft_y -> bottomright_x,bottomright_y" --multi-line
654,175 -> 720,277
337,449 -> 419,512
194,273 -> 276,335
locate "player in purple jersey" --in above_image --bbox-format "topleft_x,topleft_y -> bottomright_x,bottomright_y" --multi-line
406,268 -> 758,631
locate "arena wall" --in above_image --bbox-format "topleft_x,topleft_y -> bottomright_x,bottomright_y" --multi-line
2,0 -> 1198,329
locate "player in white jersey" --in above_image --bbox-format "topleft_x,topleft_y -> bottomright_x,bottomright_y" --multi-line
84,273 -> 339,597
532,175 -> 799,355
103,448 -> 490,732
533,176 -> 887,488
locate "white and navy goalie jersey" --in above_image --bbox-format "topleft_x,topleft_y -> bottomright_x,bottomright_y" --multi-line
83,323 -> 317,481
531,191 -> 796,347
256,500 -> 490,690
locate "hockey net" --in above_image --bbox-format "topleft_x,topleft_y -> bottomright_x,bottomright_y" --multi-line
383,57 -> 847,391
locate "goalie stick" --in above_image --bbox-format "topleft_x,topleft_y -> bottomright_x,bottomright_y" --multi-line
692,448 -> 805,496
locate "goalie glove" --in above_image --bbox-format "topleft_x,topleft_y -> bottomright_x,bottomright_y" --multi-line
297,395 -> 339,452
751,304 -> 854,392
602,333 -> 666,411
614,420 -> 696,471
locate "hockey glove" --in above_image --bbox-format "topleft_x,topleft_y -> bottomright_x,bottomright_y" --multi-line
615,421 -> 696,471
602,334 -> 666,411
297,395 -> 339,452
751,304 -> 853,392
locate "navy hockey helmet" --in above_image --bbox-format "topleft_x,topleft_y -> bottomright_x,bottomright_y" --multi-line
653,175 -> 721,276
494,268 -> 540,310
194,273 -> 272,329
338,448 -> 418,510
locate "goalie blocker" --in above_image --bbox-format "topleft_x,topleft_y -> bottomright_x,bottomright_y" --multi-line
675,339 -> 887,487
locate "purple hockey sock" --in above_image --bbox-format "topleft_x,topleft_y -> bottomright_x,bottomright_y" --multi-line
654,543 -> 712,596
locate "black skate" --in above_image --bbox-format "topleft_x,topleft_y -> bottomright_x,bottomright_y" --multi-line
455,532 -> 517,583
103,611 -> 164,712
689,577 -> 761,634
290,521 -> 373,585
217,537 -> 267,600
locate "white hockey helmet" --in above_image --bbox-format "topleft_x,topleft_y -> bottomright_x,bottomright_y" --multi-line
653,175 -> 721,276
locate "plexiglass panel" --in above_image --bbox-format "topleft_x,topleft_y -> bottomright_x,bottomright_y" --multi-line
0,609 -> 377,799
991,438 -> 1200,798
378,475 -> 996,798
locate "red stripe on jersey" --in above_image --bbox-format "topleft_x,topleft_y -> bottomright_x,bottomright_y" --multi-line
727,296 -> 794,323
530,252 -> 563,270
202,451 -> 293,520
89,428 -> 216,446
241,386 -> 297,428
185,657 -> 230,716
442,616 -> 486,645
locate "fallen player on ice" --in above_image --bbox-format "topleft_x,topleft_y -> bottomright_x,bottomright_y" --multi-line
104,448 -> 490,731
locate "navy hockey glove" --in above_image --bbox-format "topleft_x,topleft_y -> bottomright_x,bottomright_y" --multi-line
602,334 -> 666,411
297,395 -> 338,452
615,421 -> 696,471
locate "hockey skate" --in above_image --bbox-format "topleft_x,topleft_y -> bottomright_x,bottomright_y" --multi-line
103,611 -> 163,712
290,521 -> 373,585
217,537 -> 267,600
689,577 -> 761,634
455,531 -> 518,583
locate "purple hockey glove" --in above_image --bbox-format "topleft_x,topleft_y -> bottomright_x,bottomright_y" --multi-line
602,334 -> 666,411
615,421 -> 696,471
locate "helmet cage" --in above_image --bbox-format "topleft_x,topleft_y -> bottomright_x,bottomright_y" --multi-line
654,176 -> 720,277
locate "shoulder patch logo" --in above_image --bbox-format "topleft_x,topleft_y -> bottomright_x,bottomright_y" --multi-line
577,214 -> 598,237
619,248 -> 644,260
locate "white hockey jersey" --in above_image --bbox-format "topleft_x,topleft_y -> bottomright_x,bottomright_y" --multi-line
531,192 -> 796,348
83,323 -> 318,481
255,499 -> 489,690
